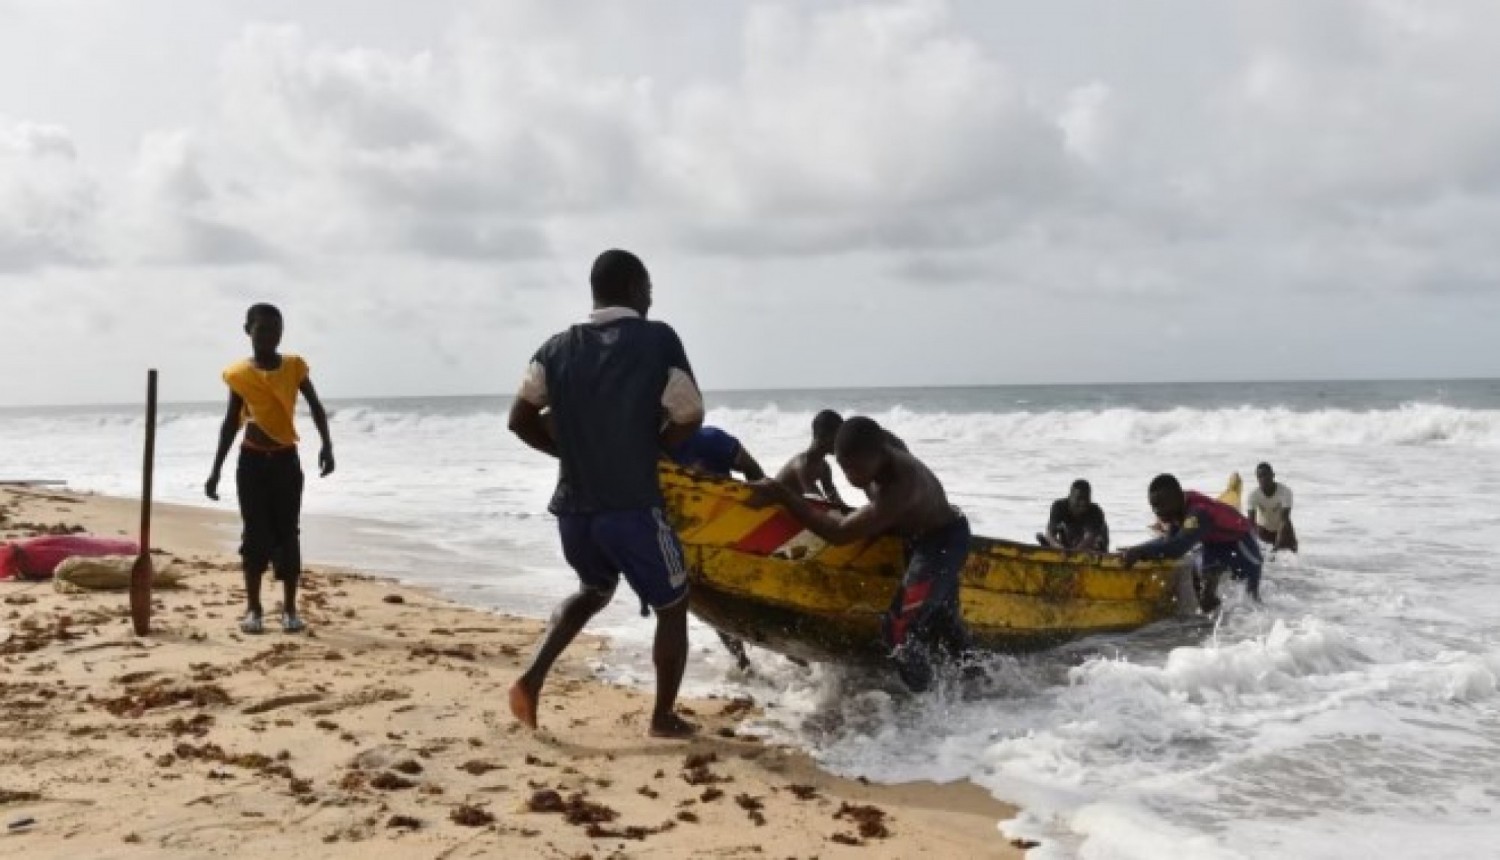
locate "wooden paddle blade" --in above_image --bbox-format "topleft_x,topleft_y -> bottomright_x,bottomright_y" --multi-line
129,553 -> 152,636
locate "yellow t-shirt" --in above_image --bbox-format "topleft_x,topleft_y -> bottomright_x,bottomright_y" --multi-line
223,355 -> 309,446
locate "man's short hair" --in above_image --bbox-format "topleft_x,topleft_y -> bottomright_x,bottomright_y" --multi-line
245,303 -> 282,326
1148,473 -> 1182,496
812,410 -> 843,438
1070,479 -> 1092,497
590,249 -> 648,305
834,416 -> 886,458
1256,462 -> 1273,474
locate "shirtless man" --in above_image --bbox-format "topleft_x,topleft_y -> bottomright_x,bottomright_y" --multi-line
752,416 -> 969,692
775,410 -> 847,507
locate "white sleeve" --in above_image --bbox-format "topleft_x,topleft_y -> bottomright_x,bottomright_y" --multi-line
1247,488 -> 1263,514
1282,486 -> 1293,509
516,361 -> 548,407
661,367 -> 704,425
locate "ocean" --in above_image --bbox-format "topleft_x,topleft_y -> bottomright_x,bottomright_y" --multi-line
3,378 -> 1498,859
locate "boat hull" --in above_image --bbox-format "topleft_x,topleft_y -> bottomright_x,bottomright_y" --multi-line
659,464 -> 1182,664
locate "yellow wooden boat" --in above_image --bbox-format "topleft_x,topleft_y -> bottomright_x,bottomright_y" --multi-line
659,463 -> 1184,663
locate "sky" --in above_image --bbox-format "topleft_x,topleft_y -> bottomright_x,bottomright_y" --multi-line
2,0 -> 1499,406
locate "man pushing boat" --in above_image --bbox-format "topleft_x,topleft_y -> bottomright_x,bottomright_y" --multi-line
507,249 -> 704,739
750,416 -> 970,692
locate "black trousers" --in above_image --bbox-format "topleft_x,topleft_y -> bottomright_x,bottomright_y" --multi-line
236,447 -> 304,583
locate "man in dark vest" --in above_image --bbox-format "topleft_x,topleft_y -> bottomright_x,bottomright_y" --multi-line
507,249 -> 704,739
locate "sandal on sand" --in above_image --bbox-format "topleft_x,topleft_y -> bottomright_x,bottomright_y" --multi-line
240,612 -> 265,635
281,613 -> 306,634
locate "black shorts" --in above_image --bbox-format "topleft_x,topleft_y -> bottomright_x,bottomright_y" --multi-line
236,446 -> 304,582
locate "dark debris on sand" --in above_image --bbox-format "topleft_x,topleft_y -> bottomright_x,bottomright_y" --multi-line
369,772 -> 415,791
786,783 -> 820,801
409,643 -> 477,662
835,801 -> 892,840
526,789 -> 620,827
450,804 -> 494,827
682,751 -> 732,787
94,683 -> 231,719
736,793 -> 767,826
584,820 -> 677,841
719,696 -> 755,717
0,789 -> 42,804
171,743 -> 294,780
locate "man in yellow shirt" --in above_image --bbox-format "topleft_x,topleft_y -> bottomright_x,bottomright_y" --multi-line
205,304 -> 335,634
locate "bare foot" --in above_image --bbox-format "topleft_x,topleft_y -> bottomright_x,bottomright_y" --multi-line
509,680 -> 538,730
647,713 -> 698,739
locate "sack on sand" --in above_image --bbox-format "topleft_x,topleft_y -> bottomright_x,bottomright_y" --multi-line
0,535 -> 140,581
53,555 -> 184,593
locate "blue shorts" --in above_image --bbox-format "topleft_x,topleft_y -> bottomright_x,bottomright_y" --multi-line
557,508 -> 689,610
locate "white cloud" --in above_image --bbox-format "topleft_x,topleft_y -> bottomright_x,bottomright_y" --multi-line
113,129 -> 273,265
203,21 -> 654,261
656,1 -> 1075,252
1219,0 -> 1500,207
2,0 -> 1500,404
0,118 -> 99,271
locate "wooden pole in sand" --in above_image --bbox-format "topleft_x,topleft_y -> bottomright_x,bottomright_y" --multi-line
129,369 -> 157,636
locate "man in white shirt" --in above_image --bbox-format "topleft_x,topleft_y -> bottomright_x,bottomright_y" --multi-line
1247,462 -> 1298,553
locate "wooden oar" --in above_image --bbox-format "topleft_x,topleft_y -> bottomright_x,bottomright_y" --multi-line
129,369 -> 157,636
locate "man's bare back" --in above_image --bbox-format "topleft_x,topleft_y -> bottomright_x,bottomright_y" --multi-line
749,416 -> 968,692
754,438 -> 954,546
775,452 -> 831,497
774,409 -> 847,507
864,448 -> 956,538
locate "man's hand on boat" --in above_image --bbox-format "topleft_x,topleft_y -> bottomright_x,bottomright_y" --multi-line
746,479 -> 792,508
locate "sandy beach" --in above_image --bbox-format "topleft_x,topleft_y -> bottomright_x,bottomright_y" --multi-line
0,486 -> 1021,859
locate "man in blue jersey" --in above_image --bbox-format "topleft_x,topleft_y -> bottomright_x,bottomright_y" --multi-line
507,249 -> 705,739
671,426 -> 765,482
668,426 -> 765,672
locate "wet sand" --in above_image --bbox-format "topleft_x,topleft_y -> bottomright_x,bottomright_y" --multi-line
0,486 -> 1023,858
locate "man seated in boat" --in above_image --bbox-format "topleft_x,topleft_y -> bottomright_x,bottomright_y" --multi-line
1120,474 -> 1263,611
667,426 -> 765,672
1247,462 -> 1298,555
670,426 -> 765,482
1037,479 -> 1109,551
774,410 -> 848,508
751,416 -> 970,692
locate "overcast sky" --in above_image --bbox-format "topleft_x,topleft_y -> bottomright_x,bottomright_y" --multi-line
3,0 -> 1499,405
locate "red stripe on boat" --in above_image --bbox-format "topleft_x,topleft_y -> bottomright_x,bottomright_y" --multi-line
732,514 -> 807,555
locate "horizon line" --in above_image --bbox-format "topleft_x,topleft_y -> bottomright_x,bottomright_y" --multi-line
2,374 -> 1496,411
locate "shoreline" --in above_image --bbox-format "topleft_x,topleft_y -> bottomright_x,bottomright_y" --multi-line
1,486 -> 1023,858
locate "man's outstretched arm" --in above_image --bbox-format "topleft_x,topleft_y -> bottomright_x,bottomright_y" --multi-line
749,480 -> 897,545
